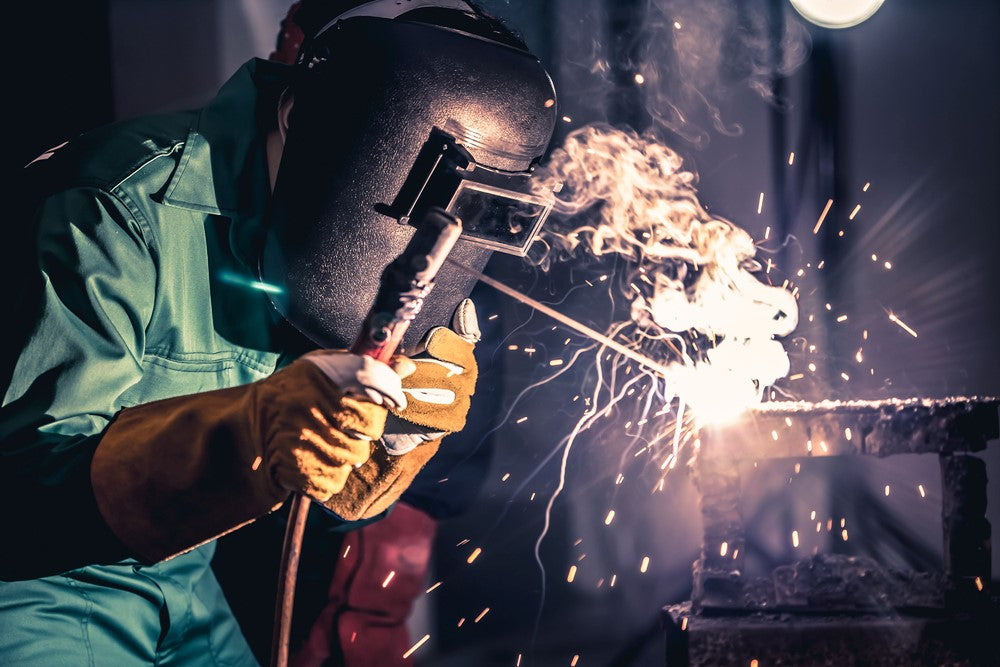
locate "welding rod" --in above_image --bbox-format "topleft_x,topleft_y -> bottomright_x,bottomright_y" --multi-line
446,258 -> 675,378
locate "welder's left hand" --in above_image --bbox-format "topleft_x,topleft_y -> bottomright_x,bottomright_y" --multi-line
323,299 -> 479,520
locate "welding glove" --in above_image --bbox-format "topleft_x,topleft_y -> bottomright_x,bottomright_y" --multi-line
323,299 -> 480,521
91,352 -> 405,563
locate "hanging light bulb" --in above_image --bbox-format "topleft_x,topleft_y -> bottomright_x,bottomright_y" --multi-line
788,0 -> 885,29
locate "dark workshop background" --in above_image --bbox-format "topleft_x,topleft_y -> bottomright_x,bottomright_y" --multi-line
10,1 -> 999,665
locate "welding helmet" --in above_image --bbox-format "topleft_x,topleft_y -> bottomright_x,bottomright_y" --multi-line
260,0 -> 558,349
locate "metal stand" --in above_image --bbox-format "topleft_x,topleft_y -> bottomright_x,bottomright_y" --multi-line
665,397 -> 999,666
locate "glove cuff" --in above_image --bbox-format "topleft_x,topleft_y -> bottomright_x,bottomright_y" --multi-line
90,362 -> 337,563
323,439 -> 441,521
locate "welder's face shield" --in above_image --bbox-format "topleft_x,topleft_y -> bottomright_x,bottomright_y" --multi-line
260,16 -> 558,349
449,182 -> 551,254
386,125 -> 556,257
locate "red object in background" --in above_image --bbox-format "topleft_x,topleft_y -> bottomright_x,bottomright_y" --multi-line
292,503 -> 437,667
271,2 -> 305,64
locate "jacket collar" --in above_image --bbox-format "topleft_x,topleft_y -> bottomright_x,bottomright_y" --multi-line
161,57 -> 291,265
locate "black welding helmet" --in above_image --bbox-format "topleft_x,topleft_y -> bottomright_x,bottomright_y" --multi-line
260,0 -> 558,349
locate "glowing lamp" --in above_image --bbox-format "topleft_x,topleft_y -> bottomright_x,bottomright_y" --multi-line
788,0 -> 884,29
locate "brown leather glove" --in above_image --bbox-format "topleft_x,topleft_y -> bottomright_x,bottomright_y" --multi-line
324,300 -> 480,521
91,352 -> 405,563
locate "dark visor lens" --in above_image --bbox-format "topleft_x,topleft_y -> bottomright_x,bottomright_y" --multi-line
446,181 -> 551,255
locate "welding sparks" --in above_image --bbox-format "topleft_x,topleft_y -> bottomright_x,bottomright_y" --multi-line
530,126 -> 798,422
788,151 -> 795,165
813,199 -> 834,234
402,634 -> 430,659
918,484 -> 926,498
604,510 -> 616,525
567,565 -> 577,583
888,311 -> 919,337
467,547 -> 482,564
474,608 -> 490,623
792,530 -> 800,548
381,571 -> 395,588
497,124 -> 803,636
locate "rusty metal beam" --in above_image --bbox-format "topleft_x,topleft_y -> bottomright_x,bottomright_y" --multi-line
701,397 -> 999,461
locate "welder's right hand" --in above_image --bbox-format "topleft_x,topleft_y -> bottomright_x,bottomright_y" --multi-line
268,351 -> 405,500
90,352 -> 404,564
323,300 -> 480,521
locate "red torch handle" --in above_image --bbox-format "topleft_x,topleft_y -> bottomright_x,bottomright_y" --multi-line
271,209 -> 462,667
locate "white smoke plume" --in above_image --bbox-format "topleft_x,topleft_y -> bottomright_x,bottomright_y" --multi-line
639,0 -> 811,146
532,124 -> 798,422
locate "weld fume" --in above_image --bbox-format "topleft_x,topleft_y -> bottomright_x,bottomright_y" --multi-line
639,0 -> 810,146
532,124 -> 797,420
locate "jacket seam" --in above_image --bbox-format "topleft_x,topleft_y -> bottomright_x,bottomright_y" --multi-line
107,186 -> 158,259
62,577 -> 97,667
97,187 -> 159,371
110,142 -> 184,192
143,355 -> 236,374
144,349 -> 275,375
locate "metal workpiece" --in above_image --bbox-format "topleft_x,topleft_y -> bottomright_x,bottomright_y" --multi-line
702,397 -> 1000,461
670,396 -> 1000,665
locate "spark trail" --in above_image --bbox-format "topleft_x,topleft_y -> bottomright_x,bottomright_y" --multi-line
469,125 -> 800,647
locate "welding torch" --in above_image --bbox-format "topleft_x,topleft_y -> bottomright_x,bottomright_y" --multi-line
270,208 -> 463,667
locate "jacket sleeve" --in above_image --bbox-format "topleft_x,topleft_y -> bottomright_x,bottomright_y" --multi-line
0,186 -> 155,581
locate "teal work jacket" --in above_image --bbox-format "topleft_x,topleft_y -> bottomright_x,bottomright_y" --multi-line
0,59 -> 362,663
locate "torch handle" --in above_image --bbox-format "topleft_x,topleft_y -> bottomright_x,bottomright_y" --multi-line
271,209 -> 462,667
350,208 -> 463,360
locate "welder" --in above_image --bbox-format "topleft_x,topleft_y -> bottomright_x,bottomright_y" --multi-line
0,1 -> 556,664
